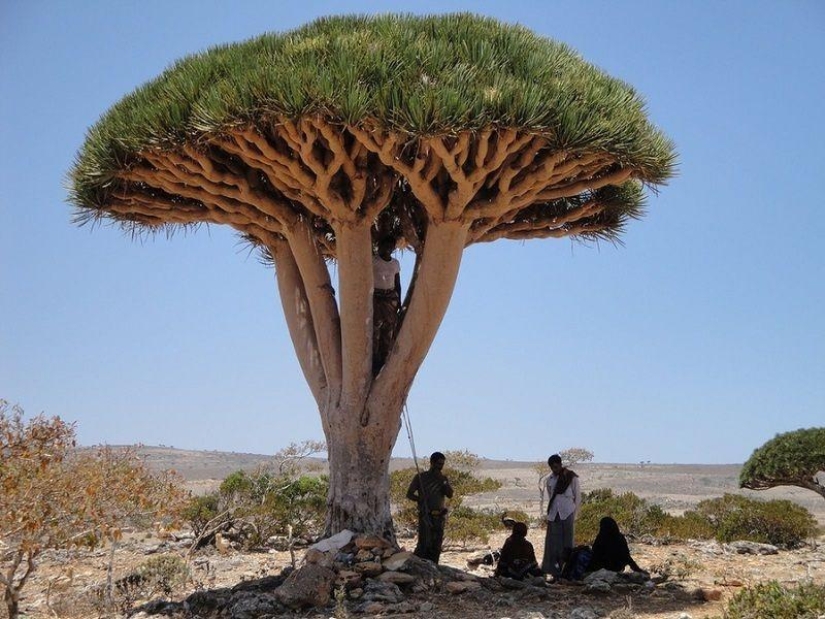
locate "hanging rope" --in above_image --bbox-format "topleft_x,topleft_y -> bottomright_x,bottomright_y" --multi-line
401,402 -> 422,478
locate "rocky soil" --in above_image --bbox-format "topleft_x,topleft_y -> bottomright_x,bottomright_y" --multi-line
14,529 -> 825,619
6,452 -> 825,619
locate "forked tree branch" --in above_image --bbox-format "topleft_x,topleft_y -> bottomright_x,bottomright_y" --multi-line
270,238 -> 327,411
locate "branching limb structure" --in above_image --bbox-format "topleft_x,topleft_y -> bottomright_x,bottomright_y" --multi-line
68,14 -> 675,537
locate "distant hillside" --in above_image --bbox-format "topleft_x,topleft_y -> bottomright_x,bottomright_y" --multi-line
112,446 -> 825,525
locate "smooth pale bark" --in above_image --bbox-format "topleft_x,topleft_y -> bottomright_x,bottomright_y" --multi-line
271,220 -> 469,539
334,223 -> 374,412
271,239 -> 326,410
283,220 -> 342,409
323,396 -> 401,540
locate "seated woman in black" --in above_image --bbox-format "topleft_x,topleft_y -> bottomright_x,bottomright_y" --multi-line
494,522 -> 543,580
588,517 -> 647,574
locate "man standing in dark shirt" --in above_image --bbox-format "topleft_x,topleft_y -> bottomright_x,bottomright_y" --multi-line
406,451 -> 454,563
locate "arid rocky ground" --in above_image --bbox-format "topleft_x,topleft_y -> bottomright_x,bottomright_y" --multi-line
6,448 -> 825,619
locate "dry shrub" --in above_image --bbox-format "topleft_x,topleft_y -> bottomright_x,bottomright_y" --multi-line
721,580 -> 825,619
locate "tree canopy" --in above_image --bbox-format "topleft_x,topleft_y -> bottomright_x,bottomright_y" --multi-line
69,13 -> 674,253
740,427 -> 825,500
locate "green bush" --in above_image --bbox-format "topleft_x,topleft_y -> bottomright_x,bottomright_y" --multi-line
184,468 -> 328,548
182,493 -> 220,537
115,554 -> 190,610
655,510 -> 715,541
445,507 -> 503,547
721,581 -> 825,619
389,465 -> 501,507
695,494 -> 818,547
577,488 -> 669,542
389,458 -> 504,542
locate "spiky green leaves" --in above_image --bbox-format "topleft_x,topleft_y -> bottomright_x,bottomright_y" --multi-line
70,13 -> 675,215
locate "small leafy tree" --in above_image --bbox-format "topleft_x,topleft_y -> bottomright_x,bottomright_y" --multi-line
0,400 -> 185,619
536,446 -> 595,515
186,441 -> 328,550
740,427 -> 825,500
559,448 -> 595,467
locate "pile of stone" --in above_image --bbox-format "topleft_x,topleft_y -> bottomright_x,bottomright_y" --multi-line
276,529 -> 485,614
132,531 -> 495,618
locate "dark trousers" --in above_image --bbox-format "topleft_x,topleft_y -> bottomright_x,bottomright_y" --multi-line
414,511 -> 446,564
373,291 -> 399,374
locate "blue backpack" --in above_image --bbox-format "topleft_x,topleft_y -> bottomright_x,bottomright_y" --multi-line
562,545 -> 593,580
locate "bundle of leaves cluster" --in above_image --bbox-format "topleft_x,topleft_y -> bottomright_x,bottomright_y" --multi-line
576,489 -> 818,547
694,493 -> 818,547
720,581 -> 825,619
183,468 -> 328,547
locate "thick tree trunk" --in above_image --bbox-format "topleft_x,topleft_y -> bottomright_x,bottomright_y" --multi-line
271,220 -> 468,542
323,395 -> 402,542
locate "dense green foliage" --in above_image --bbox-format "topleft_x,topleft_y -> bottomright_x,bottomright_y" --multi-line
389,464 -> 501,532
577,489 -> 670,542
389,459 -> 503,545
576,489 -> 818,547
694,493 -> 818,547
185,468 -> 328,547
720,581 -> 825,619
70,13 -> 674,211
740,427 -> 825,494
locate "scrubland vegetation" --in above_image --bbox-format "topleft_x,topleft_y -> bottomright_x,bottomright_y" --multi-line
2,400 -> 823,618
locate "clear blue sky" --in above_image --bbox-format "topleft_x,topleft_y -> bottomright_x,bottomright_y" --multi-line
2,1 -> 823,464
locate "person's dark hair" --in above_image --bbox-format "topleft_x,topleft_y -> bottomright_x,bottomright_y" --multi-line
599,516 -> 621,536
548,454 -> 562,466
376,236 -> 396,257
430,451 -> 445,463
512,521 -> 528,538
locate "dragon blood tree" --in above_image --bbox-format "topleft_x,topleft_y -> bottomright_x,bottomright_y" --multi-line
69,14 -> 675,540
740,428 -> 825,500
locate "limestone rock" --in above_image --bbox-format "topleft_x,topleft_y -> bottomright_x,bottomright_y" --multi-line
274,563 -> 335,608
335,569 -> 363,588
382,550 -> 413,571
225,591 -> 283,619
725,541 -> 779,555
445,580 -> 482,594
355,534 -> 393,550
377,570 -> 417,584
308,529 -> 353,553
353,560 -> 383,577
498,576 -> 528,590
582,569 -> 618,585
362,579 -> 404,603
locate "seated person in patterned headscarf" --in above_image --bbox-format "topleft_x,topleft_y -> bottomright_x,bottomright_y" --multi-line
494,521 -> 543,580
587,516 -> 648,574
